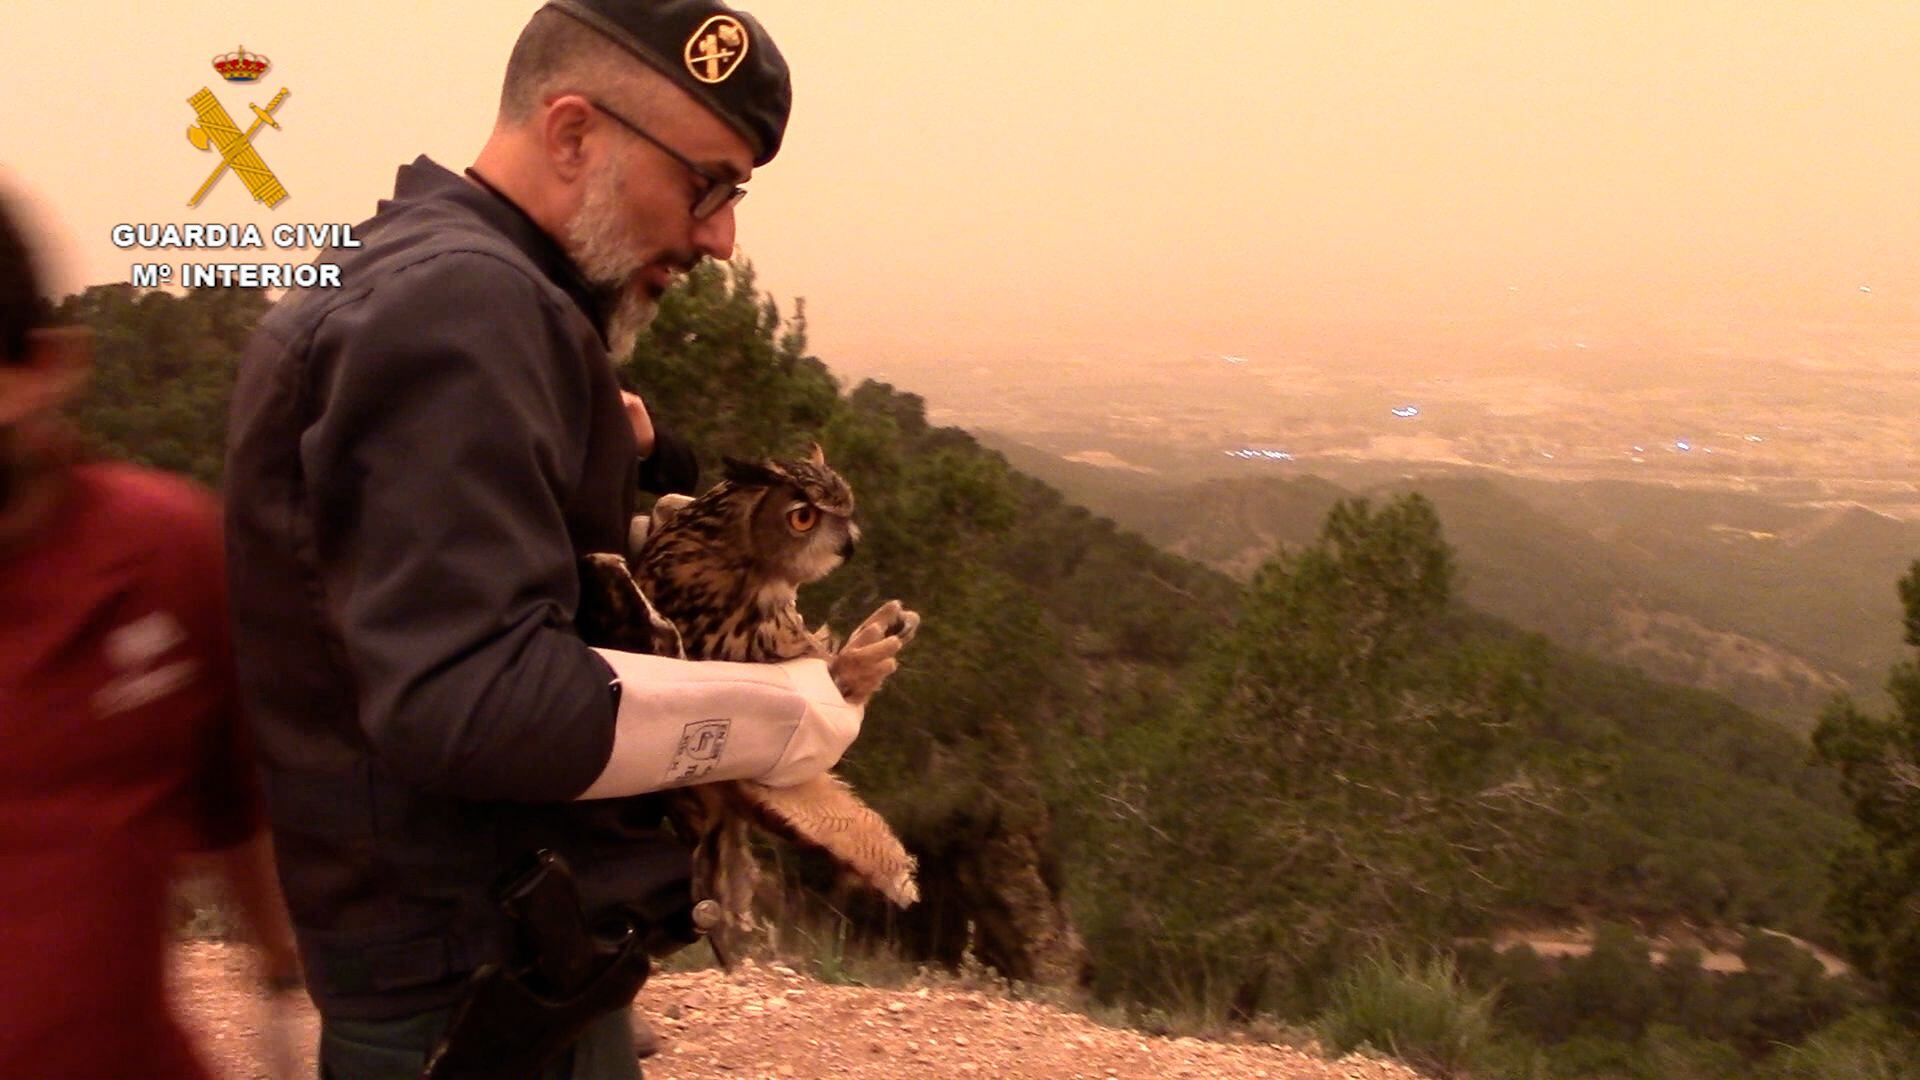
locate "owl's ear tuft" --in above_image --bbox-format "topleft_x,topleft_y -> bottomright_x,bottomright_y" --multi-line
807,442 -> 827,468
723,457 -> 786,488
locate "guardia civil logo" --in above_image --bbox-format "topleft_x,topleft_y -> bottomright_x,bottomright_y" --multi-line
684,15 -> 749,84
185,46 -> 292,209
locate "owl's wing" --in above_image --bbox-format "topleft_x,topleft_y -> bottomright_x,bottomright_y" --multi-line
650,493 -> 695,532
576,553 -> 685,657
626,494 -> 696,562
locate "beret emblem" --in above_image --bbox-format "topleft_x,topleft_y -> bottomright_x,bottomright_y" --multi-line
684,14 -> 750,84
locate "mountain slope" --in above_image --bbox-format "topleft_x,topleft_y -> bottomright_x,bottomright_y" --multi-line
994,436 -> 1913,727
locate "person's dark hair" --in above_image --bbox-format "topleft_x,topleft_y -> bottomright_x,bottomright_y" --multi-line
499,6 -> 662,124
0,196 -> 44,367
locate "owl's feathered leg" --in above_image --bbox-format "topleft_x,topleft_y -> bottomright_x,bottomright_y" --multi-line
667,786 -> 741,969
737,774 -> 919,907
710,807 -> 761,936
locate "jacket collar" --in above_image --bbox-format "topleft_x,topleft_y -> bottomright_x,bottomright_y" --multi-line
387,156 -> 611,344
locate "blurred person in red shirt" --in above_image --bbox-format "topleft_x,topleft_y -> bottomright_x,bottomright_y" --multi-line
0,194 -> 303,1077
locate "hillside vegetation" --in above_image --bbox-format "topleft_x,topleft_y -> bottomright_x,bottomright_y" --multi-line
989,439 -> 1917,726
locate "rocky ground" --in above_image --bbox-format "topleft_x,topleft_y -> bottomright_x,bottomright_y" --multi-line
172,940 -> 1427,1079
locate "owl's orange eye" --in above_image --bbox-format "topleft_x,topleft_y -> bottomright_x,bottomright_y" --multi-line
787,506 -> 819,532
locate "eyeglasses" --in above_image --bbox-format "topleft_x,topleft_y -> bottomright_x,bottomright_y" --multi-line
586,98 -> 747,221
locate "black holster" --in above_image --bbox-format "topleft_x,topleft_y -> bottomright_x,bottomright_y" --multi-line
422,851 -> 659,1080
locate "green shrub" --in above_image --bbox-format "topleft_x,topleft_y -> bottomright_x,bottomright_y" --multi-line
1558,925 -> 1661,1043
1769,1011 -> 1920,1080
1634,1023 -> 1745,1080
1539,1033 -> 1638,1078
1317,953 -> 1497,1078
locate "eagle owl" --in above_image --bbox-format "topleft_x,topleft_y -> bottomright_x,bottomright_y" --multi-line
577,445 -> 919,962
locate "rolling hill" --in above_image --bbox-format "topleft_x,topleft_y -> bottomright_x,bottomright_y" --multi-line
985,434 -> 1916,728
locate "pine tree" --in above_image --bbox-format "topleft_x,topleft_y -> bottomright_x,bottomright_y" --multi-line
1079,495 -> 1577,1015
1812,561 -> 1920,1014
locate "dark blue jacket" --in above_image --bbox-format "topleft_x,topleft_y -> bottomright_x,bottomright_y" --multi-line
225,157 -> 696,1019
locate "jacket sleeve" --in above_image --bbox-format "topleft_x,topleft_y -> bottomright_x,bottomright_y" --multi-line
300,251 -> 617,802
637,424 -> 699,496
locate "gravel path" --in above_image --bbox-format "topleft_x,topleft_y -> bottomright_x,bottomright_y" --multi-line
172,941 -> 1427,1080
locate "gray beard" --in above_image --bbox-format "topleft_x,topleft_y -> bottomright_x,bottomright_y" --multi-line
564,156 -> 657,361
600,289 -> 653,363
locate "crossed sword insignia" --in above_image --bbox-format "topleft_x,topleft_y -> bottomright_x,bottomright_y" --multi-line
689,34 -> 738,80
186,86 -> 290,208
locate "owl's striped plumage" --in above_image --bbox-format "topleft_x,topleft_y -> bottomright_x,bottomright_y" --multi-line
587,447 -> 917,962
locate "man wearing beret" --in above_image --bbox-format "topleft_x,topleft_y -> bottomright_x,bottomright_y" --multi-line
225,3 -> 910,1076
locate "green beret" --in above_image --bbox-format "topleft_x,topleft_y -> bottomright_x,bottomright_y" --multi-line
542,0 -> 792,166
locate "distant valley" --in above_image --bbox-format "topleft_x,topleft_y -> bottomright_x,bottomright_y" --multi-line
896,341 -> 1920,520
873,339 -> 1919,726
983,432 -> 1920,729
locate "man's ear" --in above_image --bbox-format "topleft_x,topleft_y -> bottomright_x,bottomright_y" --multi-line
539,95 -> 598,183
0,327 -> 91,425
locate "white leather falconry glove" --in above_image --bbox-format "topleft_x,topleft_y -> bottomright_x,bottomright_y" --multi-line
573,651 -> 863,800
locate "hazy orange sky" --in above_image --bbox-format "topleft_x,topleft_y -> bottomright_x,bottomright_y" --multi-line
3,1 -> 1915,386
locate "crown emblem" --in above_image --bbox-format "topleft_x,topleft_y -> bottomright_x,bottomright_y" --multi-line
212,45 -> 271,82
